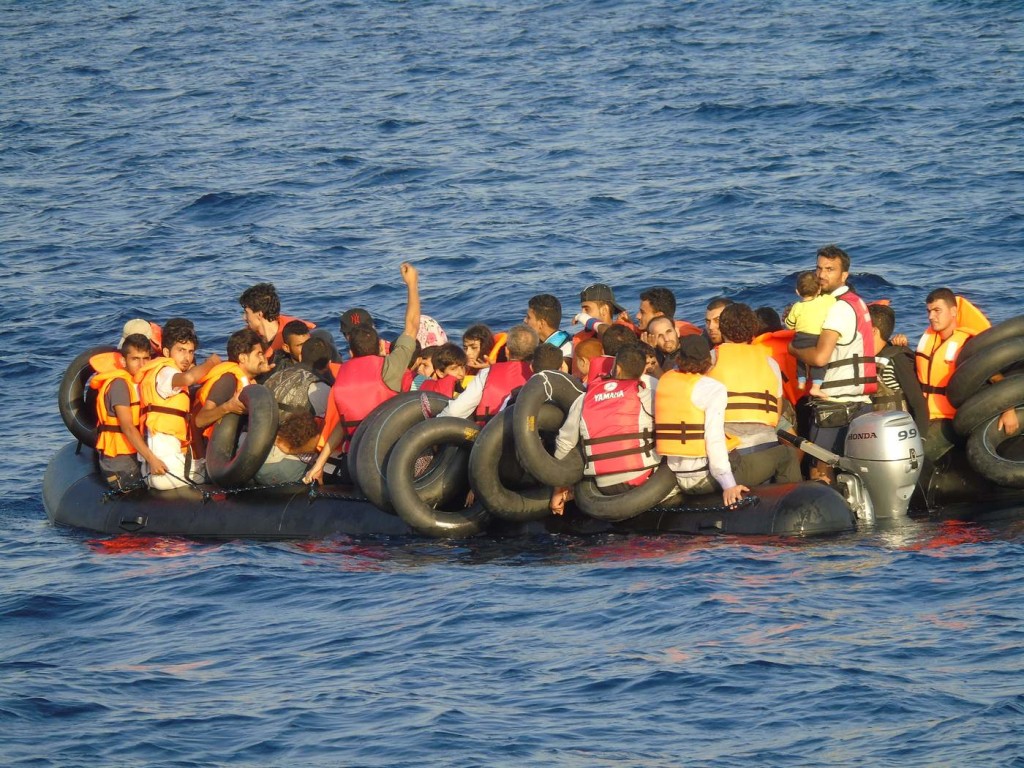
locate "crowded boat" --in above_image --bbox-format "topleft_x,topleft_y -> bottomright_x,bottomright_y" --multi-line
46,245 -> 1024,539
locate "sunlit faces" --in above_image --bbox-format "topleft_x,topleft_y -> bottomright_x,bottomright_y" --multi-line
165,341 -> 195,372
122,347 -> 152,377
816,255 -> 847,295
242,306 -> 263,334
927,299 -> 957,337
524,308 -> 544,334
704,306 -> 726,345
636,300 -> 658,331
238,344 -> 268,378
463,339 -> 483,364
440,362 -> 466,380
416,355 -> 435,378
647,317 -> 679,354
283,332 -> 310,364
581,301 -> 612,324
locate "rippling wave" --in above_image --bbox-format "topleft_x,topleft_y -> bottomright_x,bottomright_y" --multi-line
3,0 -> 1023,764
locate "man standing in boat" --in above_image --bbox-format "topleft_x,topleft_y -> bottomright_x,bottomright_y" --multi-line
788,245 -> 876,481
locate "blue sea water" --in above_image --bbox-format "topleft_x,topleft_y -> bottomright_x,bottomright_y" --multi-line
2,1 -> 1024,764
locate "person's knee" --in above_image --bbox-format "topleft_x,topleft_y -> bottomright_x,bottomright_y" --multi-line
147,472 -> 186,491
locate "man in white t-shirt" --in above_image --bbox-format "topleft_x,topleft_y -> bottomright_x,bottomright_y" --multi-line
789,245 -> 877,478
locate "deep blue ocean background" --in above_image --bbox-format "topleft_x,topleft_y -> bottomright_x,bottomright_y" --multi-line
3,1 -> 1023,765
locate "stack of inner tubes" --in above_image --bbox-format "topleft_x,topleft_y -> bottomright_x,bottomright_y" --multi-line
379,369 -> 684,536
947,315 -> 1024,488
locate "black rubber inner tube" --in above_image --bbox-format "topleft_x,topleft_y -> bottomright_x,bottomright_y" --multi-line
955,314 -> 1024,367
952,373 -> 1024,438
352,391 -> 456,513
948,336 -> 1024,409
469,403 -> 564,521
386,416 -> 489,538
59,345 -> 114,446
573,462 -> 678,522
207,384 -> 279,488
966,405 -> 1024,489
512,370 -> 586,487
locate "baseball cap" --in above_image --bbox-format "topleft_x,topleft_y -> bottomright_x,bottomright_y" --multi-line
340,308 -> 374,336
580,283 -> 626,316
676,333 -> 711,364
119,318 -> 154,348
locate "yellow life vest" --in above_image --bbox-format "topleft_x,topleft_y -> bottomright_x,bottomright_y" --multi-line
89,352 -> 139,457
708,343 -> 780,427
138,358 -> 191,449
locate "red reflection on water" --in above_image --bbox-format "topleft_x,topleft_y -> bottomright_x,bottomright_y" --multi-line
86,534 -> 201,557
292,538 -> 393,570
902,520 -> 991,551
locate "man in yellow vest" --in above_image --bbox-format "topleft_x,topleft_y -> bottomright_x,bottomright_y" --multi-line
91,333 -> 167,489
194,328 -> 270,439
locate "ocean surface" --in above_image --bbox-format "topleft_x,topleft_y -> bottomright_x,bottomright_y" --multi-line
3,1 -> 1023,765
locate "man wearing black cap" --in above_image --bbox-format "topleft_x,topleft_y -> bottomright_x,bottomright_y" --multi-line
572,283 -> 634,344
340,308 -> 392,357
655,334 -> 749,507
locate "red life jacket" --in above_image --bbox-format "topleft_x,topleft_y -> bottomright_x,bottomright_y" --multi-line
580,378 -> 659,478
476,361 -> 531,425
421,375 -> 460,398
587,355 -> 615,384
322,356 -> 412,451
821,291 -> 878,396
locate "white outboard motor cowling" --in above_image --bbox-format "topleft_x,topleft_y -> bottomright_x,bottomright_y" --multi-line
836,411 -> 924,521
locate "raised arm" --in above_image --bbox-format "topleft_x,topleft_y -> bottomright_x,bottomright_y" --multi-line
401,262 -> 420,339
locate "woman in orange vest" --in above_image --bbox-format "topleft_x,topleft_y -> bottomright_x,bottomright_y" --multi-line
91,334 -> 168,488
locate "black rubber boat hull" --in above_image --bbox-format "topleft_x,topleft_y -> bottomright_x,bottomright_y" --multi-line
44,441 -> 858,539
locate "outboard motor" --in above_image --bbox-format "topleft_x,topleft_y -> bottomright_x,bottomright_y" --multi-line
778,410 -> 924,523
836,411 -> 924,522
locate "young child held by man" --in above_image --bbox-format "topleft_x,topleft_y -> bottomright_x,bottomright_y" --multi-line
784,270 -> 836,396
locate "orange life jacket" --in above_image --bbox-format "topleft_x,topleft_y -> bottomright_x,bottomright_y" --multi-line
654,372 -> 706,457
915,296 -> 990,420
195,362 -> 250,439
89,352 -> 139,457
753,329 -> 802,404
654,371 -> 740,457
675,319 -> 703,338
269,314 -> 316,353
709,343 -> 780,427
137,357 -> 192,449
487,332 -> 509,364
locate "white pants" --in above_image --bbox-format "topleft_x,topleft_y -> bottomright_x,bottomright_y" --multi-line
144,432 -> 207,490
